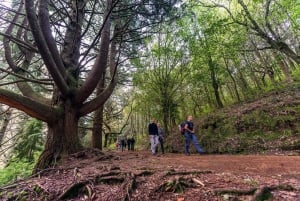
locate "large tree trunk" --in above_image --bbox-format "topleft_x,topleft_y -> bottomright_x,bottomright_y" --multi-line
34,100 -> 81,172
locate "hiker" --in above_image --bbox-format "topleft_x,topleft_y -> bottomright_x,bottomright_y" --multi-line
183,115 -> 204,155
119,134 -> 126,152
148,118 -> 159,155
157,123 -> 165,154
127,136 -> 135,151
115,141 -> 120,150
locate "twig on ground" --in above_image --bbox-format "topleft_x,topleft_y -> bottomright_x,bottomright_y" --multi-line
192,178 -> 205,187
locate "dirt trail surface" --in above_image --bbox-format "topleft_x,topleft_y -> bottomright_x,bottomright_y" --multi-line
1,150 -> 299,201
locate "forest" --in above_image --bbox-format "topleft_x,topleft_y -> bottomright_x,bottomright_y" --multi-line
0,0 -> 299,200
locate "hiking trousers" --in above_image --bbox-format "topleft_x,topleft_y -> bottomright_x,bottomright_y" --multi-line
184,132 -> 204,154
149,135 -> 159,154
156,136 -> 165,154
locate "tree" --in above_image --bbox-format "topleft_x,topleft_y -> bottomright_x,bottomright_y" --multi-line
196,0 -> 300,64
0,0 -> 178,171
133,27 -> 188,135
0,106 -> 12,145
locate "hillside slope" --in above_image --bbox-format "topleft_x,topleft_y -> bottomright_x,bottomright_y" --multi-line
170,85 -> 300,154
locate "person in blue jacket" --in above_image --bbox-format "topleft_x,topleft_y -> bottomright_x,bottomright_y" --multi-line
184,115 -> 204,155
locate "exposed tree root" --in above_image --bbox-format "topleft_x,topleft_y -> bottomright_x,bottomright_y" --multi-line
214,188 -> 257,196
214,184 -> 296,201
251,186 -> 273,201
94,170 -> 125,185
251,184 -> 296,201
94,154 -> 115,161
58,181 -> 89,200
96,170 -> 122,178
135,170 -> 155,177
165,169 -> 212,176
32,183 -> 49,195
96,175 -> 125,185
71,148 -> 105,158
156,177 -> 195,193
123,174 -> 137,201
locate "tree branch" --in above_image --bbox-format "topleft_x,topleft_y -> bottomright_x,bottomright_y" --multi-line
78,80 -> 116,117
264,0 -> 278,39
76,0 -> 112,104
0,32 -> 38,53
0,88 -> 58,123
79,23 -> 120,116
24,0 -> 69,97
38,0 -> 66,78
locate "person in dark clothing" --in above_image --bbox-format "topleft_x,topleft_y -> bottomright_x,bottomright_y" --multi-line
148,118 -> 159,155
131,137 -> 135,151
119,134 -> 126,152
184,115 -> 204,155
127,137 -> 131,151
127,136 -> 135,151
157,123 -> 165,154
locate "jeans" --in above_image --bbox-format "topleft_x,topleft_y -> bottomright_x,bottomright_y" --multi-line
120,139 -> 125,152
156,136 -> 165,154
127,139 -> 135,151
184,132 -> 204,154
149,135 -> 159,154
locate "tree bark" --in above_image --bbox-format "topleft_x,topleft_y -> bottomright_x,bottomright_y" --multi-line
34,100 -> 82,172
208,56 -> 223,108
92,73 -> 105,149
224,59 -> 241,102
0,108 -> 12,146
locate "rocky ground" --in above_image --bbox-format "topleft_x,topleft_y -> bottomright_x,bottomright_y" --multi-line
0,149 -> 299,201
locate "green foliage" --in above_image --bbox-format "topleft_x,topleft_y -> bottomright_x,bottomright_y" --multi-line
14,119 -> 44,162
0,159 -> 36,186
196,85 -> 300,154
132,26 -> 188,131
131,0 -> 299,150
291,67 -> 300,82
0,119 -> 43,186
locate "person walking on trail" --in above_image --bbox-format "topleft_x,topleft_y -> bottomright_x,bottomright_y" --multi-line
183,115 -> 204,156
157,123 -> 165,154
119,134 -> 126,152
148,118 -> 159,155
127,135 -> 135,151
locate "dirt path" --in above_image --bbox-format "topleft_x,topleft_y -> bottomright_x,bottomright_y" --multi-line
123,152 -> 300,175
1,150 -> 299,201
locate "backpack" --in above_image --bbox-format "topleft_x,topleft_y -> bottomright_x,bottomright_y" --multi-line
178,122 -> 186,135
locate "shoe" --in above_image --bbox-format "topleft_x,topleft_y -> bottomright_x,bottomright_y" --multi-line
185,153 -> 190,156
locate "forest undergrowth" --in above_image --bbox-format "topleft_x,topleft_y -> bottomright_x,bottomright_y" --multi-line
168,84 -> 300,155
